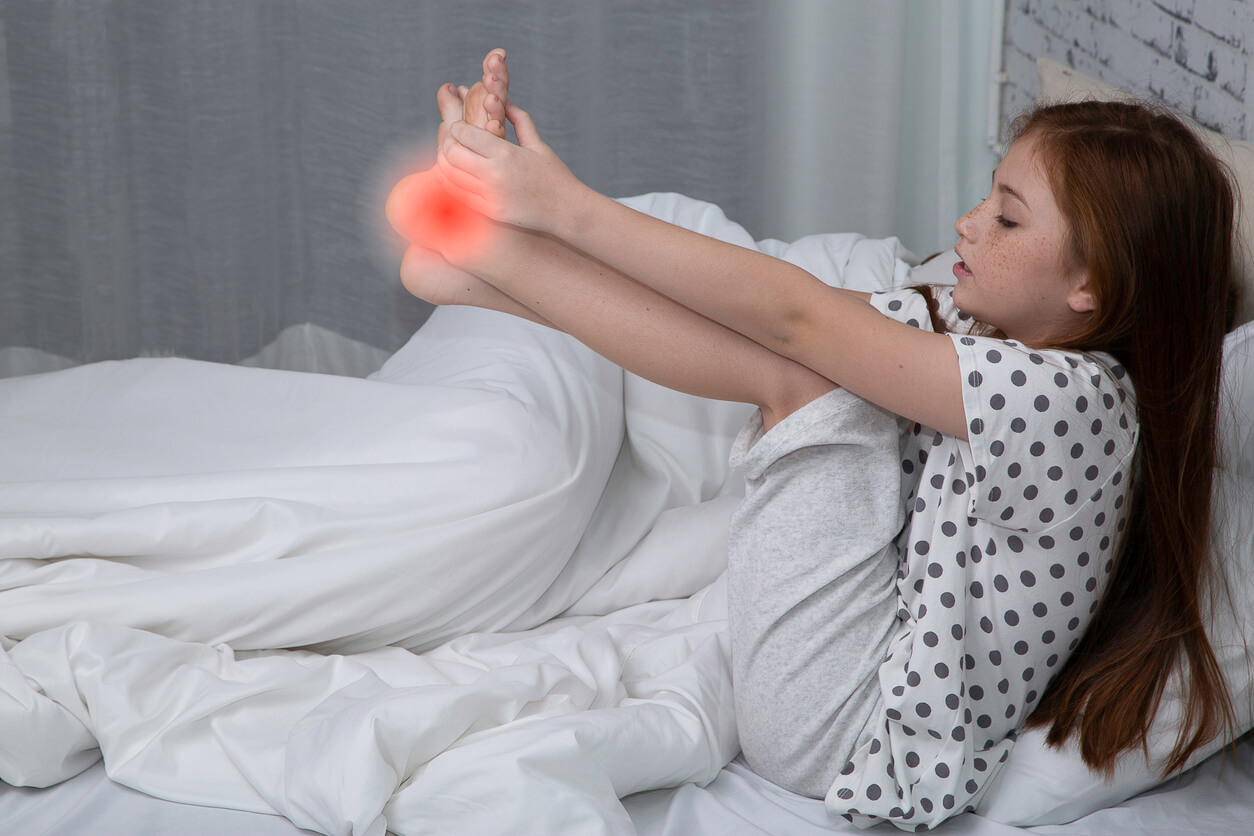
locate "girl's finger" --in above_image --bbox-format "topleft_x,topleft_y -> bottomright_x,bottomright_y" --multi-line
453,188 -> 493,218
504,101 -> 543,149
442,136 -> 490,175
448,120 -> 506,157
436,147 -> 489,197
431,167 -> 493,218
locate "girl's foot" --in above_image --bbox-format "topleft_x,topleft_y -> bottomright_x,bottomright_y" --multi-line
400,243 -> 553,328
461,48 -> 510,138
389,50 -> 517,309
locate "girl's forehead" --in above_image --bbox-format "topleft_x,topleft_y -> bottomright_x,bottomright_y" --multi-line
999,136 -> 1045,180
997,137 -> 1062,211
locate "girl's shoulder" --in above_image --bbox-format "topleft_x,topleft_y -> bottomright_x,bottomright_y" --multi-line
872,285 -> 1134,413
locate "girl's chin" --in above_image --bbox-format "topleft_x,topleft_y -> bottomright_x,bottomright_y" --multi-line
950,286 -> 977,318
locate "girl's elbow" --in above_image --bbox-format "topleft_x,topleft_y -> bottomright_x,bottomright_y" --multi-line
767,303 -> 809,354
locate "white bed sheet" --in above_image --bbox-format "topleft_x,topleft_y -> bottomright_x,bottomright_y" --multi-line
4,737 -> 1253,835
3,193 -> 1252,835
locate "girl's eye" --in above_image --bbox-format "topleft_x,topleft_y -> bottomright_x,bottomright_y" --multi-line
995,214 -> 1017,229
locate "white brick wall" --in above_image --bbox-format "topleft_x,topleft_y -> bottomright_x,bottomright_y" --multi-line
1002,0 -> 1253,140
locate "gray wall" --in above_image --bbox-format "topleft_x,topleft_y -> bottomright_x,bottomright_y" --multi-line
1002,0 -> 1252,140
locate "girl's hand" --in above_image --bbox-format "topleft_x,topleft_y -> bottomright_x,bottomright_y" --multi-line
436,101 -> 585,236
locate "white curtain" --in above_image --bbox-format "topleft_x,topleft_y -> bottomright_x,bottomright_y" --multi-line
0,0 -> 1000,374
762,0 -> 1001,256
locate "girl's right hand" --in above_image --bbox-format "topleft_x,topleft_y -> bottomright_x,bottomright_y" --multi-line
436,101 -> 588,238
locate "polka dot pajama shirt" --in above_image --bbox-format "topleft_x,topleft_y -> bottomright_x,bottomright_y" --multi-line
728,286 -> 1138,831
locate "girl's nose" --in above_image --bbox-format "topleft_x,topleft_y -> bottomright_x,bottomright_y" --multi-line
954,201 -> 980,241
954,209 -> 972,241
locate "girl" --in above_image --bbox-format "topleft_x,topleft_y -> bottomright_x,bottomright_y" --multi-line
395,51 -> 1238,830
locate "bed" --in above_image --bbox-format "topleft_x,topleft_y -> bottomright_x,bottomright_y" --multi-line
2,62 -> 1254,836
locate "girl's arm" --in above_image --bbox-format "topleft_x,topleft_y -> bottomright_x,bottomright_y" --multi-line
421,223 -> 838,432
439,107 -> 967,439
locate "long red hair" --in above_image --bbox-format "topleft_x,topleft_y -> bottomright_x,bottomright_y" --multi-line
1012,100 -> 1239,776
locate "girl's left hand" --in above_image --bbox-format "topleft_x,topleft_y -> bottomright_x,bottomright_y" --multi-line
436,101 -> 584,236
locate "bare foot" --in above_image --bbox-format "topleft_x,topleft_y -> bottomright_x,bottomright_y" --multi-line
392,50 -> 508,297
391,49 -> 526,315
461,48 -> 510,138
400,242 -> 554,328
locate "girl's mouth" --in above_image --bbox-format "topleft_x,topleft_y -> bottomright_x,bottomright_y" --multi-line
952,259 -> 972,279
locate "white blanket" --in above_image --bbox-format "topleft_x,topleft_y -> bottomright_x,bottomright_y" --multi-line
0,193 -> 914,835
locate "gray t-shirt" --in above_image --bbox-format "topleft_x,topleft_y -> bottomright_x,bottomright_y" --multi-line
828,287 -> 1139,830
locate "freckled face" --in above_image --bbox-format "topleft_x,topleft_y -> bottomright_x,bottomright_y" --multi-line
952,135 -> 1093,344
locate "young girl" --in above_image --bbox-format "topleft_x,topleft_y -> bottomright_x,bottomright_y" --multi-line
394,50 -> 1239,830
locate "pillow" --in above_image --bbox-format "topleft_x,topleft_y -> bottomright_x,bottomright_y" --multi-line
977,63 -> 1254,826
1034,57 -> 1254,327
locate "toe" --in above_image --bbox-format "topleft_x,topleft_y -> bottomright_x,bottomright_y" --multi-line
484,51 -> 510,100
483,48 -> 506,76
436,83 -> 463,122
462,82 -> 489,129
483,93 -> 506,138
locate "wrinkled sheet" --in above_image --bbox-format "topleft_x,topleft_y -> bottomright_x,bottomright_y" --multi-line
0,193 -> 914,835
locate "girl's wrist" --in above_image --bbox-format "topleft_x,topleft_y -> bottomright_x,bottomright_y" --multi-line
550,180 -> 598,244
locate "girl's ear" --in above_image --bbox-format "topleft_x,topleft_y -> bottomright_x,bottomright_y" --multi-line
1068,273 -> 1097,314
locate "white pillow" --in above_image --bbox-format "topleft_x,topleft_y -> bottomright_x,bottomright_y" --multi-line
978,64 -> 1254,826
1034,57 -> 1254,327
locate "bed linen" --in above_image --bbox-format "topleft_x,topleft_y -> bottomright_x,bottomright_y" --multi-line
2,193 -> 1252,835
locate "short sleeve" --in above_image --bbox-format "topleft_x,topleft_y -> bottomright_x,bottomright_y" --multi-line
869,288 -> 934,332
950,334 -> 1138,533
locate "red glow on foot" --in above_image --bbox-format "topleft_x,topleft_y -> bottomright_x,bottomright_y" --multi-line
385,170 -> 492,263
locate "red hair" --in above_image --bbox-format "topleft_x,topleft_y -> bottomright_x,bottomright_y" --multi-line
1012,100 -> 1239,776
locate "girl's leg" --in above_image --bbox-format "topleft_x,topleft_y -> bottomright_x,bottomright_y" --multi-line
727,388 -> 904,797
445,223 -> 837,430
400,244 -> 556,330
